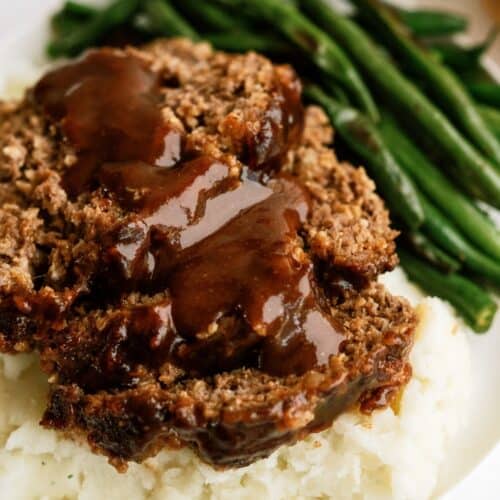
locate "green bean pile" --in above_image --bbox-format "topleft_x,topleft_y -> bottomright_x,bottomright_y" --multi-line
47,0 -> 500,332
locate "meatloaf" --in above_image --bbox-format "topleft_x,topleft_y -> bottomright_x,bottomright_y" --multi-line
0,39 -> 415,470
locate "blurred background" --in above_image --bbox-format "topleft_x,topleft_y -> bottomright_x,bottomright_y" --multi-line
414,0 -> 500,60
0,0 -> 498,62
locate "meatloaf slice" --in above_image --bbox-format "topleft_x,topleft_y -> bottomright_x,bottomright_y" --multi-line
42,282 -> 414,469
0,41 -> 396,338
0,39 -> 415,470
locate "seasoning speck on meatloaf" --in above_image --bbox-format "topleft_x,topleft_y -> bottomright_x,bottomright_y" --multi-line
0,39 -> 415,470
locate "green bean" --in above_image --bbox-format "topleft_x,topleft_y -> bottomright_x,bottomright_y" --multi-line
61,1 -> 98,17
305,85 -> 424,229
321,80 -> 350,104
428,43 -> 475,69
144,0 -> 199,39
399,250 -> 497,333
419,194 -> 500,286
352,0 -> 500,168
299,0 -> 500,207
355,7 -> 468,38
480,105 -> 500,140
216,0 -> 379,121
403,232 -> 461,273
467,83 -> 500,108
50,1 -> 98,36
173,0 -> 247,32
51,1 -> 98,36
379,112 -> 500,260
428,32 -> 496,71
48,0 -> 140,58
395,8 -> 467,37
460,64 -> 496,90
206,32 -> 290,55
52,13 -> 90,37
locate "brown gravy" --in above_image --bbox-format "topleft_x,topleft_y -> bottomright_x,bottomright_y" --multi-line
34,48 -> 182,196
33,48 -> 343,380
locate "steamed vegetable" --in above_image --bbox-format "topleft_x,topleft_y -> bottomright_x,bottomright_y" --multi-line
418,194 -> 500,287
173,0 -> 247,32
403,232 -> 461,274
467,83 -> 500,108
379,112 -> 500,260
206,32 -> 290,55
48,0 -> 140,57
399,250 -> 497,333
427,30 -> 497,71
352,0 -> 500,168
481,105 -> 500,140
60,1 -> 98,17
52,1 -> 97,36
144,0 -> 199,39
299,0 -> 500,208
394,7 -> 467,37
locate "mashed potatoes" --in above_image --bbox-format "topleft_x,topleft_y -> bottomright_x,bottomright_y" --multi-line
0,269 -> 470,500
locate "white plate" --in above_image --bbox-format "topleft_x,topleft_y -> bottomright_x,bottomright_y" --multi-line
0,2 -> 499,499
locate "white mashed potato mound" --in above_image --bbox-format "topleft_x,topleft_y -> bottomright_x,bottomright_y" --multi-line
0,269 -> 471,500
